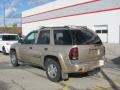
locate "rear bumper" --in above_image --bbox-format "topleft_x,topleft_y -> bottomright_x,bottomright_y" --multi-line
62,59 -> 104,73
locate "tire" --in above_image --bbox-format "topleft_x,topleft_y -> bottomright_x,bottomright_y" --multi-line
10,50 -> 19,67
45,58 -> 61,82
2,47 -> 7,55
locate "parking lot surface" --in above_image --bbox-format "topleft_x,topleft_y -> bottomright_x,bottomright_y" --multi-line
0,53 -> 120,90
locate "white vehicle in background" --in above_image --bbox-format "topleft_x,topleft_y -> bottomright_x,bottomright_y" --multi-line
0,33 -> 18,54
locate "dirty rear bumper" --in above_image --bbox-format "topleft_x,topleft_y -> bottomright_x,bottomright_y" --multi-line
62,59 -> 104,73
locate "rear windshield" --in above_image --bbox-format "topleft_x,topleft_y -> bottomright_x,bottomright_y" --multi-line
2,35 -> 18,41
54,29 -> 102,45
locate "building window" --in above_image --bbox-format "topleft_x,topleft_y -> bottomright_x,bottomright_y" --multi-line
94,25 -> 108,43
102,30 -> 108,33
96,30 -> 101,33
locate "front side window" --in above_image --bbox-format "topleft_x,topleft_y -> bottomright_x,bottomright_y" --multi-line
24,31 -> 38,44
37,30 -> 50,44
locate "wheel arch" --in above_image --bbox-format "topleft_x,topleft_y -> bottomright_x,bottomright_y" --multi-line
10,48 -> 16,53
44,55 -> 61,70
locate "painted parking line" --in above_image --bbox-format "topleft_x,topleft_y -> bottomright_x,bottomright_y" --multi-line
91,86 -> 112,90
114,79 -> 120,87
62,80 -> 72,90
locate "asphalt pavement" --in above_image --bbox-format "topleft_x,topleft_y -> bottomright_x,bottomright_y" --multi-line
0,53 -> 120,90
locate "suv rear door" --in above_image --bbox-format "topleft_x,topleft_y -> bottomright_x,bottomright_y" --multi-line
33,30 -> 50,65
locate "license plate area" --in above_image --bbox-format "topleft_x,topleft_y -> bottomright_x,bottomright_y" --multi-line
99,60 -> 104,66
89,49 -> 100,55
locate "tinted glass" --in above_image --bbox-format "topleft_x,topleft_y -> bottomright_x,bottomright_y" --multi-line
37,30 -> 50,44
2,35 -> 17,41
54,29 -> 102,45
102,30 -> 108,33
70,30 -> 102,45
24,31 -> 38,44
96,30 -> 101,33
54,30 -> 72,45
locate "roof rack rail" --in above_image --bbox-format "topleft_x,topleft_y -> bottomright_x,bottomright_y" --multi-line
39,26 -> 69,29
64,25 -> 87,29
39,26 -> 46,29
63,26 -> 70,28
39,26 -> 87,29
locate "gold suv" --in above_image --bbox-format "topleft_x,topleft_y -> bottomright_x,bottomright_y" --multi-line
10,26 -> 105,82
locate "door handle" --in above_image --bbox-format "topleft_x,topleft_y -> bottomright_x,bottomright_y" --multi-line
44,48 -> 48,51
29,47 -> 32,49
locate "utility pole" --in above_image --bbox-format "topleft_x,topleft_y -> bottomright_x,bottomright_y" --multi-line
3,0 -> 6,32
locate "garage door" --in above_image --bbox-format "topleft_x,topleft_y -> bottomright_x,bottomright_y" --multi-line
94,25 -> 108,43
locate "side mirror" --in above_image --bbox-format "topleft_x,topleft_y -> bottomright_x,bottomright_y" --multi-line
18,35 -> 25,44
18,38 -> 24,43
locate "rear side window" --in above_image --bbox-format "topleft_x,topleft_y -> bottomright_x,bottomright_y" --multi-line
54,30 -> 72,45
2,35 -> 17,41
71,30 -> 102,45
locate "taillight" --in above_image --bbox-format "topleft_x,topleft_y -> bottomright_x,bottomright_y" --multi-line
69,47 -> 78,60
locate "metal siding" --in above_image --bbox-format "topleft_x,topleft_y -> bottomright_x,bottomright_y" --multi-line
23,0 -> 120,24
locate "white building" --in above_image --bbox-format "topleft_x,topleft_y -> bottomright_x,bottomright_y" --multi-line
22,0 -> 120,43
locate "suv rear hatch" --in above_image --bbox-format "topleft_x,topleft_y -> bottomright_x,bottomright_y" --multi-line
54,27 -> 104,63
69,29 -> 104,63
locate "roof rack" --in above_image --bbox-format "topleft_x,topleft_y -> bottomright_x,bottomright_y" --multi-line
64,25 -> 87,29
39,25 -> 87,29
39,26 -> 68,29
39,26 -> 46,29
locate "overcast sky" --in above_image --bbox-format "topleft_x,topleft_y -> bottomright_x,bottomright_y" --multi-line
0,0 -> 56,26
